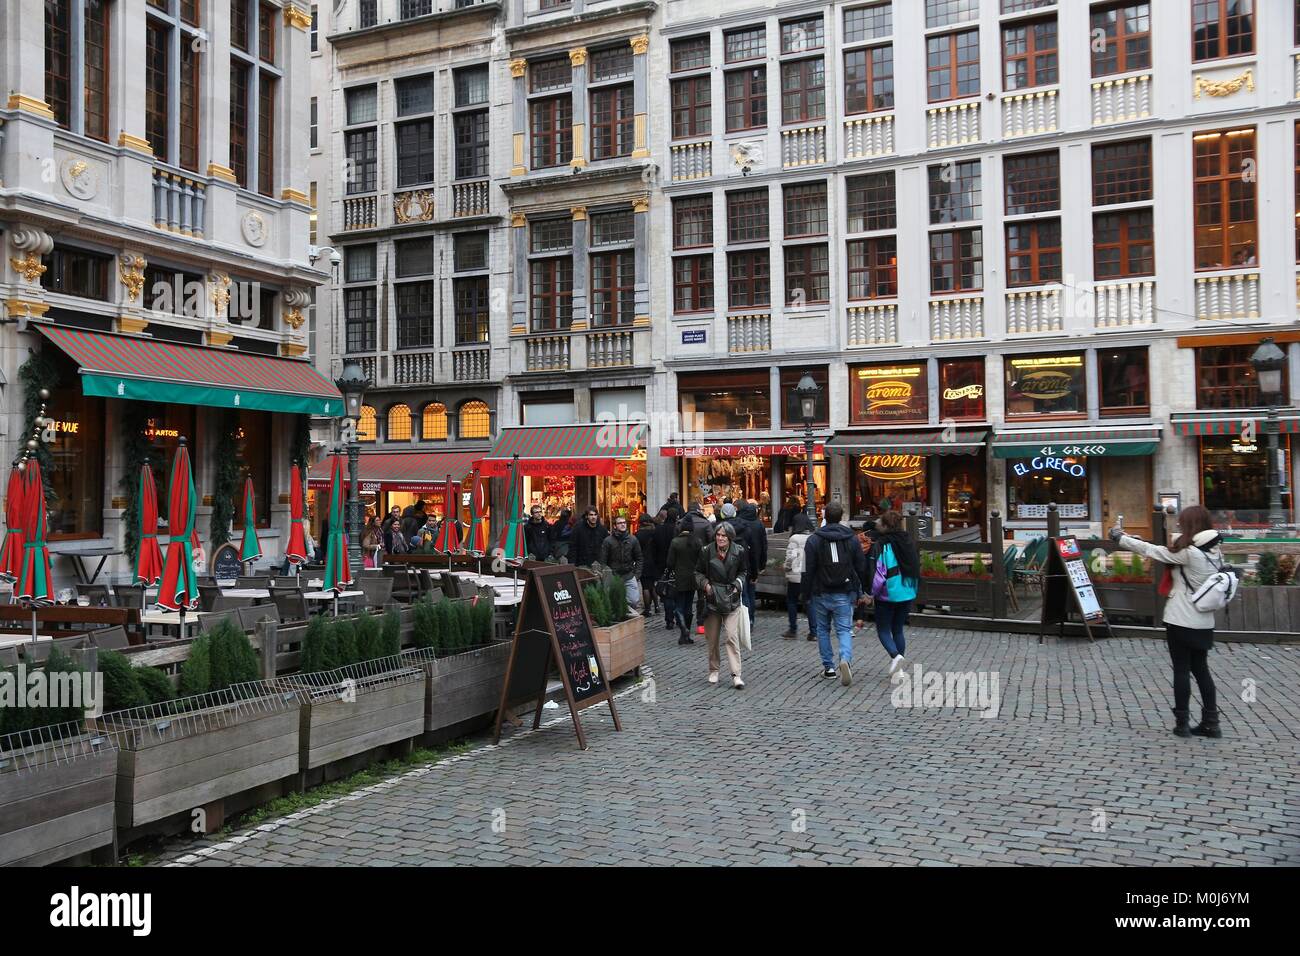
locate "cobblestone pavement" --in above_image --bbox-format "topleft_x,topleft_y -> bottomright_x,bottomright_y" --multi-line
155,612 -> 1300,866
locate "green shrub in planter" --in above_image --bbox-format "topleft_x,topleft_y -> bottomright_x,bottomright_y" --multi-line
299,615 -> 327,673
606,576 -> 627,622
1257,552 -> 1279,586
0,650 -> 88,736
433,599 -> 455,653
472,596 -> 493,644
99,650 -> 146,713
382,607 -> 402,656
584,584 -> 612,628
971,553 -> 986,577
178,636 -> 211,698
353,612 -> 382,663
412,597 -> 440,650
453,600 -> 473,651
333,617 -> 358,668
134,665 -> 176,705
180,622 -> 260,695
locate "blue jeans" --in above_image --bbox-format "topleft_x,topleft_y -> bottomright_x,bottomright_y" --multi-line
786,582 -> 813,634
670,590 -> 694,631
874,599 -> 911,657
813,591 -> 855,669
742,578 -> 756,626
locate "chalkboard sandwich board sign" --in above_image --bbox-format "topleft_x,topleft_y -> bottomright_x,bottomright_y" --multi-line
1039,535 -> 1115,643
211,541 -> 244,584
493,565 -> 622,750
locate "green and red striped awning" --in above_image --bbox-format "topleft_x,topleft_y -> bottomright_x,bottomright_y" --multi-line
992,426 -> 1161,459
40,325 -> 342,416
307,451 -> 484,494
826,430 -> 987,456
482,423 -> 648,476
1170,413 -> 1300,436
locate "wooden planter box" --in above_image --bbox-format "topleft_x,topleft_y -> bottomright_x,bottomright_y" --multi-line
0,733 -> 117,866
592,616 -> 645,680
918,576 -> 993,613
1093,581 -> 1158,622
112,697 -> 301,829
421,641 -> 511,734
1216,586 -> 1300,633
297,668 -> 425,771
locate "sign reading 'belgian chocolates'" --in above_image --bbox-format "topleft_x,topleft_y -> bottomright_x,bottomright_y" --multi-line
850,363 -> 928,425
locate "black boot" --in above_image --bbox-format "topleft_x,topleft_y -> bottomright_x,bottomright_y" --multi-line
1190,708 -> 1223,738
1172,709 -> 1192,737
677,621 -> 693,645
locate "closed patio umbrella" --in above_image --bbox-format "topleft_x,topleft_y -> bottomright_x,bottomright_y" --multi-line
322,453 -> 352,596
465,468 -> 489,555
17,459 -> 54,608
156,438 -> 199,611
1,464 -> 26,583
240,476 -> 261,567
496,454 -> 526,562
434,474 -> 461,553
135,463 -> 165,586
285,463 -> 308,566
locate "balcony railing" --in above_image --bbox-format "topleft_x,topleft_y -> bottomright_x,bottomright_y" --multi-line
343,195 -> 377,231
781,125 -> 826,168
670,140 -> 712,182
331,354 -> 376,382
926,100 -> 980,149
453,346 -> 491,381
1091,73 -> 1153,126
1094,278 -> 1156,328
929,295 -> 984,341
587,329 -> 634,368
452,179 -> 490,217
846,303 -> 898,347
526,334 -> 570,371
152,165 -> 207,238
393,349 -> 437,385
727,312 -> 771,353
1195,271 -> 1260,321
1006,288 -> 1063,335
1002,88 -> 1058,138
843,114 -> 894,160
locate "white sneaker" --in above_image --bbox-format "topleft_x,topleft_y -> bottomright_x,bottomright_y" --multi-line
838,659 -> 853,687
732,676 -> 745,690
708,671 -> 719,684
889,654 -> 905,676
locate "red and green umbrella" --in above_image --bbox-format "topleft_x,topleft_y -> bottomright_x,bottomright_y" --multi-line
17,460 -> 54,606
285,463 -> 308,566
496,454 -> 526,562
322,453 -> 352,594
0,464 -> 27,583
135,463 -> 165,586
156,440 -> 199,611
465,468 -> 489,555
240,476 -> 261,564
434,474 -> 461,553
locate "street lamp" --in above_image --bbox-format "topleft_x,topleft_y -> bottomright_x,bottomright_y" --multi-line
796,370 -> 821,524
335,360 -> 371,568
1249,337 -> 1288,531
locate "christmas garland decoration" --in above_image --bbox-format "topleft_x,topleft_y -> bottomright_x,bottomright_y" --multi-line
17,352 -> 57,502
209,409 -> 240,547
118,403 -> 152,563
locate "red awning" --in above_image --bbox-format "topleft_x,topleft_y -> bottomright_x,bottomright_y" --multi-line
660,442 -> 825,458
482,423 -> 647,476
1170,413 -> 1300,436
307,450 -> 483,494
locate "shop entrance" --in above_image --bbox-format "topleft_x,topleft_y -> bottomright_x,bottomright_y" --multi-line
1100,457 -> 1152,539
940,456 -> 986,532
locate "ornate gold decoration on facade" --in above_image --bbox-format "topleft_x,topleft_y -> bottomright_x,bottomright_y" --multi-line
119,254 -> 147,301
6,94 -> 55,119
631,195 -> 650,214
207,330 -> 234,348
630,34 -> 650,55
570,205 -> 588,221
283,4 -> 312,30
1194,69 -> 1254,99
9,253 -> 46,283
117,315 -> 150,335
209,274 -> 233,313
5,298 -> 51,319
68,161 -> 88,179
117,132 -> 152,153
509,58 -> 527,78
569,48 -> 588,67
284,307 -> 305,330
281,342 -> 308,357
281,187 -> 309,203
511,211 -> 527,228
394,190 -> 435,223
207,163 -> 238,183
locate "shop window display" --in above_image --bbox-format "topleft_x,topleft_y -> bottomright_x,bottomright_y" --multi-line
939,357 -> 986,421
1007,454 -> 1089,519
686,455 -> 773,522
1201,435 -> 1292,526
853,452 -> 926,518
1004,353 -> 1085,419
849,362 -> 928,425
678,369 -> 771,431
44,352 -> 105,537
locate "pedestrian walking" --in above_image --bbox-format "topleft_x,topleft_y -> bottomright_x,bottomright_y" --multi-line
732,500 -> 768,627
635,512 -> 660,617
653,509 -> 677,628
695,522 -> 747,689
862,510 -> 919,675
599,513 -> 644,615
1112,506 -> 1228,738
802,501 -> 866,685
573,507 -> 609,568
782,511 -> 815,641
665,517 -> 702,644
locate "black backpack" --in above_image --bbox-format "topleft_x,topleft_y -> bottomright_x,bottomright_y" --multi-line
817,534 -> 856,590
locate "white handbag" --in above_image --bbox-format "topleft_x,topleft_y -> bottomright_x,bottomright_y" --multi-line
737,601 -> 752,651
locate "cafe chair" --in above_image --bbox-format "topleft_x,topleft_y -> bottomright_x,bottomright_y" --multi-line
90,625 -> 131,650
0,645 -> 19,666
1001,545 -> 1021,613
110,584 -> 145,610
198,583 -> 223,612
25,635 -> 88,663
272,589 -> 308,623
199,610 -> 239,633
237,575 -> 270,589
237,603 -> 281,633
211,595 -> 254,613
359,576 -> 393,609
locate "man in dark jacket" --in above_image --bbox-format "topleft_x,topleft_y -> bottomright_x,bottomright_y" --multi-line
401,501 -> 426,543
732,501 -> 767,627
681,500 -> 713,547
572,508 -> 608,568
599,514 -> 643,615
652,508 -> 677,627
802,501 -> 867,687
661,493 -> 683,523
634,512 -> 660,617
524,505 -> 557,561
664,519 -> 702,644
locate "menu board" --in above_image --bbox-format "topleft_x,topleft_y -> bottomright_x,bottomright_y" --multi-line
542,570 -> 606,703
1040,535 -> 1112,642
211,542 -> 244,583
1055,537 -> 1104,622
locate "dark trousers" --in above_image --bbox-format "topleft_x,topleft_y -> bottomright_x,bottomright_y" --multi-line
669,589 -> 694,631
742,578 -> 756,625
1167,632 -> 1217,714
874,599 -> 911,657
785,581 -> 813,633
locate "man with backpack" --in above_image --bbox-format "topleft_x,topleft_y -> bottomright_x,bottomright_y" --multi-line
802,501 -> 867,686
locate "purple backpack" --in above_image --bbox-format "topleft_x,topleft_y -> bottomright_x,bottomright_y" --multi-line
871,549 -> 889,599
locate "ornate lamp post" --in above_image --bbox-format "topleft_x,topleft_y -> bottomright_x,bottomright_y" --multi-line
334,361 -> 371,568
1249,337 -> 1289,532
796,371 -> 822,524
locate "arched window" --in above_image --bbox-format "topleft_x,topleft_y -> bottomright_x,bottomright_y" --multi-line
459,400 -> 490,439
387,404 -> 412,442
422,403 -> 448,441
358,405 -> 377,442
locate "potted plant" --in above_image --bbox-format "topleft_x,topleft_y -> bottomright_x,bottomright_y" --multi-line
1090,553 -> 1157,622
585,575 -> 645,680
917,551 -> 994,613
1218,552 -> 1300,632
409,595 -> 510,737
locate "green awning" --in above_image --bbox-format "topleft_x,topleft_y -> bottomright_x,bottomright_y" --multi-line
992,426 -> 1161,459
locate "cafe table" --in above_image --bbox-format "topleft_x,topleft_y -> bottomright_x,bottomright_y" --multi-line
221,588 -> 271,600
140,609 -> 202,640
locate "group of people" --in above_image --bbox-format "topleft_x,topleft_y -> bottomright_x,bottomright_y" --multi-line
358,501 -> 447,566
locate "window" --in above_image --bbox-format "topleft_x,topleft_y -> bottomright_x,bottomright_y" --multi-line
529,56 -> 571,93
1005,353 -> 1086,418
530,96 -> 572,168
929,160 -> 981,223
845,3 -> 892,43
396,281 -> 436,349
395,239 -> 435,278
229,63 -> 250,186
784,182 -> 828,238
1092,139 -> 1152,204
1099,347 -> 1150,415
927,29 -> 980,103
346,85 -> 377,124
396,119 -> 436,186
1094,210 -> 1154,278
459,401 -> 491,440
400,0 -> 432,18
1004,151 -> 1060,215
257,1 -> 275,63
850,362 -> 929,425
388,405 -> 413,442
678,369 -> 772,431
345,245 -> 376,283
454,111 -> 490,179
530,258 -> 573,331
230,1 -> 280,194
591,210 -> 634,245
455,66 -> 488,107
940,357 -> 986,420
310,5 -> 317,52
673,196 -> 713,248
44,351 -> 105,537
780,367 -> 830,427
143,266 -> 204,315
847,237 -> 898,299
422,404 -> 448,441
726,67 -> 767,131
530,218 -> 571,253
926,0 -> 978,28
1002,16 -> 1058,90
591,46 -> 633,81
591,84 -> 634,160
727,189 -> 769,243
45,0 -> 111,140
1006,219 -> 1062,286
785,245 -> 830,305
1296,121 -> 1300,263
395,75 -> 434,116
671,36 -> 710,72
1091,2 -> 1151,76
454,232 -> 487,272
454,276 -> 490,344
358,406 -> 376,442
847,172 -> 896,232
672,76 -> 711,139
145,5 -> 202,171
1194,127 -> 1257,270
725,25 -> 765,63
930,228 -> 983,292
42,246 -> 111,300
83,1 -> 110,141
45,1 -> 72,131
844,45 -> 894,114
1193,0 -> 1254,62
309,182 -> 317,245
674,255 -> 714,312
344,289 -> 376,352
1196,345 -> 1283,408
1002,0 -> 1055,10
358,0 -> 376,28
782,16 -> 824,54
728,250 -> 770,308
590,251 -> 635,326
310,97 -> 318,149
781,58 -> 825,124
